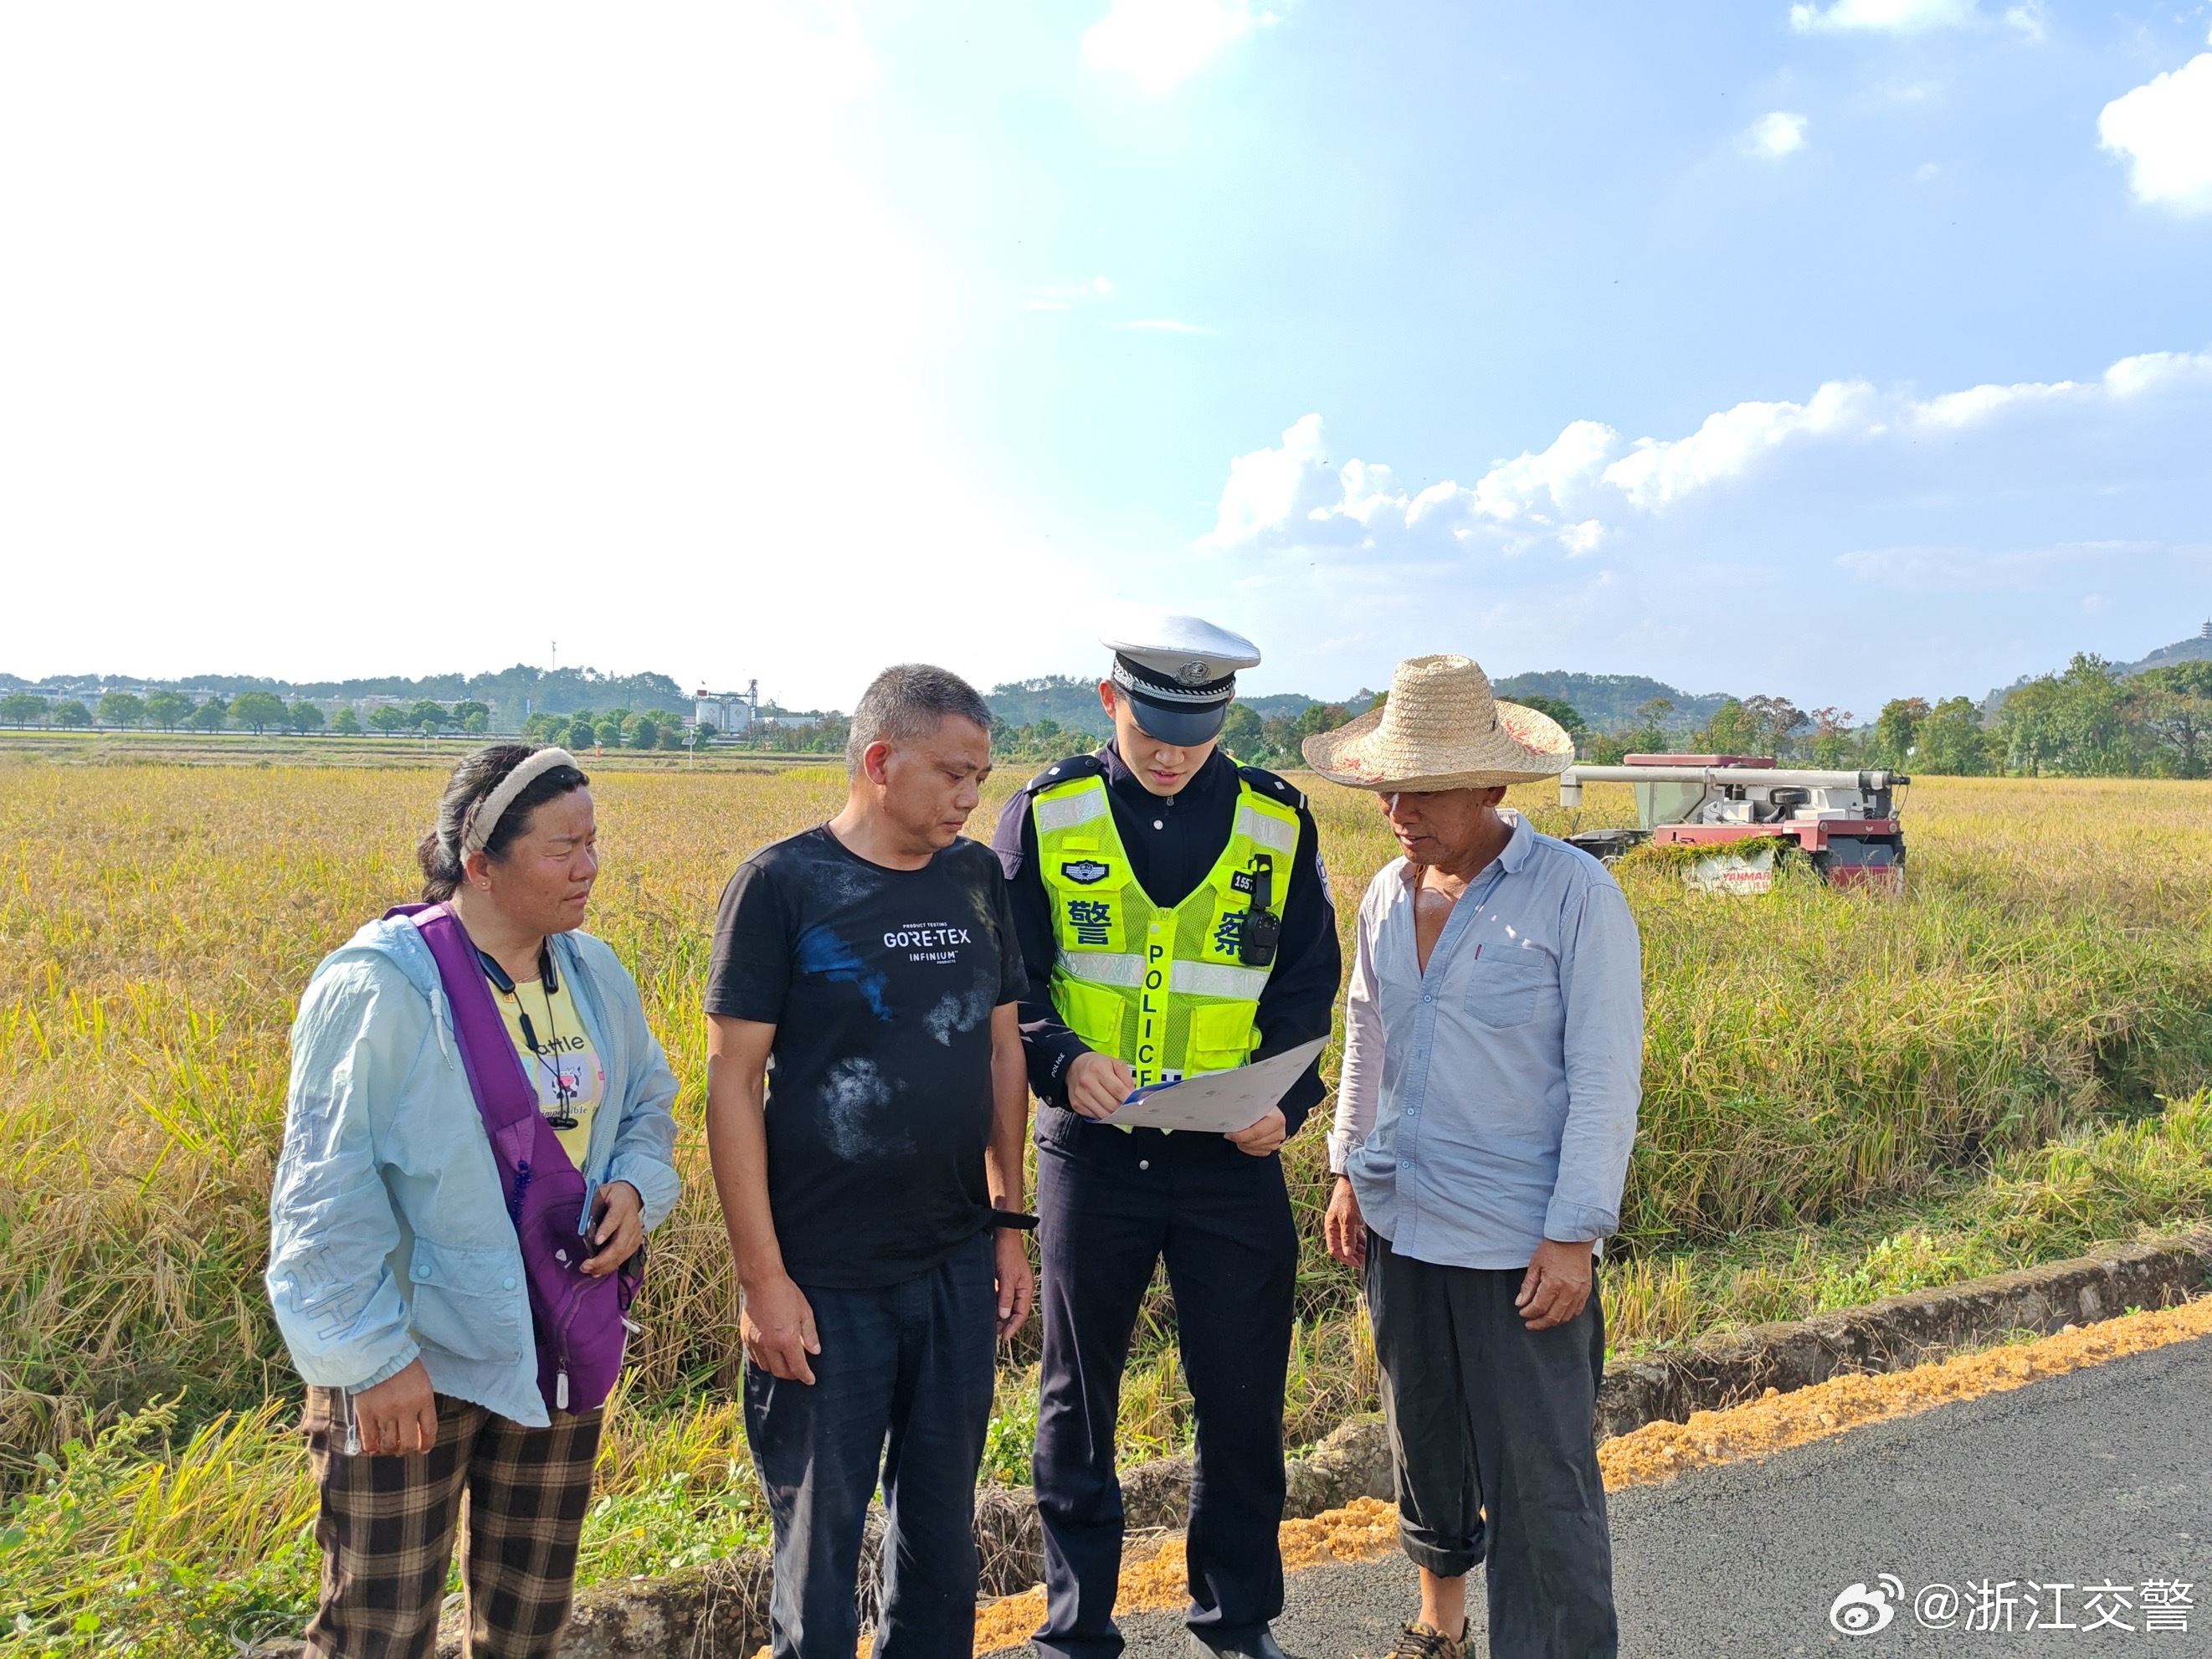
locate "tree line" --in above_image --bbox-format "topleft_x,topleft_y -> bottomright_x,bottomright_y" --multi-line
0,691 -> 496,738
1547,655 -> 2212,778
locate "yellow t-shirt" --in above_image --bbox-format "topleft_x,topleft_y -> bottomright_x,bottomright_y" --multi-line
489,971 -> 604,1169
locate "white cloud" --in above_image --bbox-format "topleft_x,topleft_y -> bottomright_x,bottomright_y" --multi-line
1028,275 -> 1116,311
1789,0 -> 1978,33
1082,0 -> 1275,95
2001,3 -> 2045,43
1787,0 -> 1982,33
1742,111 -> 1809,158
1200,349 -> 2212,560
1199,352 -> 2212,706
2099,41 -> 2212,213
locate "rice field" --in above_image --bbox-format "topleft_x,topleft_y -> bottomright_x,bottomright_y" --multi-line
3,757 -> 2211,1651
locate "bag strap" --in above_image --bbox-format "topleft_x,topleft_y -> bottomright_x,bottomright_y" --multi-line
384,901 -> 544,1206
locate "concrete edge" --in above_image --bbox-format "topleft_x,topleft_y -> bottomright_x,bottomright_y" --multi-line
253,1233 -> 2212,1659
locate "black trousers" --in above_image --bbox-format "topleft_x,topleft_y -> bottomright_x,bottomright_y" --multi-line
1363,1230 -> 1618,1659
1031,1112 -> 1297,1659
744,1234 -> 999,1659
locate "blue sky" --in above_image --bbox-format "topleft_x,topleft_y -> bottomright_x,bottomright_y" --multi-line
3,3 -> 2209,714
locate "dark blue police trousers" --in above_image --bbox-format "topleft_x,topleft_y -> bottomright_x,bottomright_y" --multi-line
743,1232 -> 998,1659
1031,1112 -> 1297,1659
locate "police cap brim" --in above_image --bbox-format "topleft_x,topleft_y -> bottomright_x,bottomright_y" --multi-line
1123,685 -> 1230,747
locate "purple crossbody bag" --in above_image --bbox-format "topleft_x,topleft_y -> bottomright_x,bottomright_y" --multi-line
388,902 -> 640,1414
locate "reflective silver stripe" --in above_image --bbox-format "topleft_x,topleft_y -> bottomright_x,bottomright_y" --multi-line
1061,952 -> 1147,988
1234,803 -> 1298,853
1173,959 -> 1270,999
1035,786 -> 1109,835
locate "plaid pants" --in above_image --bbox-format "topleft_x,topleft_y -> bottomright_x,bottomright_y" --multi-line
301,1386 -> 603,1659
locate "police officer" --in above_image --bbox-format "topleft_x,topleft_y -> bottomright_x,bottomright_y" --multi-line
992,615 -> 1342,1659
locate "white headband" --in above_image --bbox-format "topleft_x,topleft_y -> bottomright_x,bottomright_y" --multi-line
462,747 -> 580,855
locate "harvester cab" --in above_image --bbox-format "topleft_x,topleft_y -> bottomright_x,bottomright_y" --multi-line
1558,754 -> 1908,893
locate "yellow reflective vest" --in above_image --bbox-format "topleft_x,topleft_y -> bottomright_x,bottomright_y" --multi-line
1033,768 -> 1302,1087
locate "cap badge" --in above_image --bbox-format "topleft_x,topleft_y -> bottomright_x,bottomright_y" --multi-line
1175,660 -> 1212,686
1060,860 -> 1111,885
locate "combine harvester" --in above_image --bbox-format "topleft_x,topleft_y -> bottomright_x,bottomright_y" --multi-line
1558,753 -> 1909,893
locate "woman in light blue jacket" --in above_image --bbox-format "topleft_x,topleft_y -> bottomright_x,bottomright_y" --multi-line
267,744 -> 680,1658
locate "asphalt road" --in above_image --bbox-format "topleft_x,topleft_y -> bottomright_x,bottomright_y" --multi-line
1118,1334 -> 2212,1657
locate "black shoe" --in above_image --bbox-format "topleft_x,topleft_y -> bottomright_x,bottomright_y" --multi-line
1187,1627 -> 1296,1659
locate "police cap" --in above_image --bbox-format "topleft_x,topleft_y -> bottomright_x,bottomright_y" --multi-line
1100,614 -> 1261,747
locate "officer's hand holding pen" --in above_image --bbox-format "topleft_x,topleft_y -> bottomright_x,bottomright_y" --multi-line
1065,1050 -> 1136,1120
740,1270 -> 820,1384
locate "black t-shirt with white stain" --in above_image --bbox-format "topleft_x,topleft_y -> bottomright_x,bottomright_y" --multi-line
706,825 -> 1028,1289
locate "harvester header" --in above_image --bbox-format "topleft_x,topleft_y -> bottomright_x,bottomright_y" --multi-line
1558,753 -> 1908,892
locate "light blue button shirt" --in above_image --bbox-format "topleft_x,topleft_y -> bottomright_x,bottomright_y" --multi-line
1330,813 -> 1643,1271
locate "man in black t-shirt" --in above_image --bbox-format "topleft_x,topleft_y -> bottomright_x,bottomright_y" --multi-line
704,664 -> 1033,1659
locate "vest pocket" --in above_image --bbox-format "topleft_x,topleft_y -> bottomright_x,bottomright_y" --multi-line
1056,977 -> 1128,1054
405,1237 -> 526,1364
1461,953 -> 1549,1028
1186,1001 -> 1257,1074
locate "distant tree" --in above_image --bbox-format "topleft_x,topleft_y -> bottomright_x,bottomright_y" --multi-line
1807,707 -> 1858,769
2128,661 -> 2212,778
329,706 -> 362,736
629,715 -> 660,748
1868,698 -> 1930,768
1220,702 -> 1266,760
567,708 -> 599,739
98,691 -> 146,730
51,698 -> 93,729
368,706 -> 410,736
593,718 -> 625,748
405,700 -> 450,736
1294,701 -> 1351,741
142,690 -> 192,731
1512,694 -> 1586,738
451,700 -> 491,732
1991,655 -> 2136,776
1913,696 -> 1992,776
229,690 -> 287,734
689,719 -> 717,752
659,722 -> 687,751
290,701 -> 326,734
522,710 -> 562,739
1600,696 -> 1675,760
188,696 -> 229,732
0,692 -> 45,728
1698,695 -> 1804,758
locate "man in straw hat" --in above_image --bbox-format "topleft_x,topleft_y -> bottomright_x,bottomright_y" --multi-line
992,614 -> 1341,1659
1304,654 -> 1642,1659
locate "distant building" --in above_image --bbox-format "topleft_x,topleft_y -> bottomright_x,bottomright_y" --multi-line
694,681 -> 758,734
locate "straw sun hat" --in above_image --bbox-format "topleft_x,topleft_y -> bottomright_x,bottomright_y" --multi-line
1301,654 -> 1575,792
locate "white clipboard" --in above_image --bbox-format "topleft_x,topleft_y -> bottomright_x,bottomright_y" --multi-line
1101,1036 -> 1330,1133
